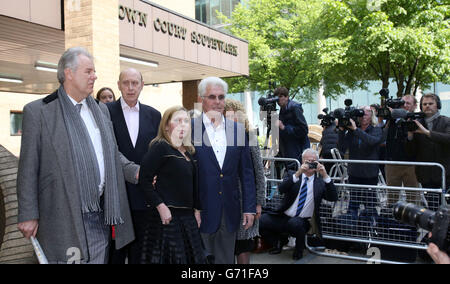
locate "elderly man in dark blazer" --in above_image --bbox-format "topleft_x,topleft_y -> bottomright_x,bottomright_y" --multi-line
17,47 -> 137,264
260,149 -> 338,260
192,76 -> 256,264
106,68 -> 161,264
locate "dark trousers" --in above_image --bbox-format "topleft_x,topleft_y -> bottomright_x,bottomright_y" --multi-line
259,213 -> 310,253
109,210 -> 152,264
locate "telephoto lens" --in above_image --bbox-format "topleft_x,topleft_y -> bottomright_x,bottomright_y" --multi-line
393,201 -> 435,231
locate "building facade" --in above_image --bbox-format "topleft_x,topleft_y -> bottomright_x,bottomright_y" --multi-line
0,0 -> 249,156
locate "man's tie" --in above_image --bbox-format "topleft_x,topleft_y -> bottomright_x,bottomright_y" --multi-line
296,177 -> 309,216
76,103 -> 82,113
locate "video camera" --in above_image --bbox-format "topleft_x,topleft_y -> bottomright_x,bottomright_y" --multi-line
332,99 -> 365,130
394,201 -> 449,254
377,88 -> 405,119
258,81 -> 278,113
317,108 -> 335,127
391,109 -> 426,132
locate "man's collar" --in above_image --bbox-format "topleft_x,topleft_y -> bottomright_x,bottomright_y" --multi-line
120,97 -> 140,111
202,112 -> 225,128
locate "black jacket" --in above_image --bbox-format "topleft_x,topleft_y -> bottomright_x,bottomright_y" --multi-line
338,125 -> 383,179
279,100 -> 310,160
106,99 -> 161,211
277,171 -> 338,235
406,115 -> 450,187
319,125 -> 340,157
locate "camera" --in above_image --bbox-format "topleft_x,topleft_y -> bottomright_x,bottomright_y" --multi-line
391,109 -> 426,132
317,108 -> 335,127
258,81 -> 278,113
308,162 -> 318,169
393,201 -> 449,254
332,99 -> 365,130
377,88 -> 405,119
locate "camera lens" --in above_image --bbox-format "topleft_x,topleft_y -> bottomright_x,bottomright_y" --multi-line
393,201 -> 435,231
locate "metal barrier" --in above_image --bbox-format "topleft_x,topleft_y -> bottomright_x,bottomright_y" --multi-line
309,158 -> 447,264
261,155 -> 448,264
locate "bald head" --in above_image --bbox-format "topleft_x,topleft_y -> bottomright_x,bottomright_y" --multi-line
118,68 -> 144,107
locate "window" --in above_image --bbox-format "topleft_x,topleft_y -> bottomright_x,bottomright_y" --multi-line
10,111 -> 23,136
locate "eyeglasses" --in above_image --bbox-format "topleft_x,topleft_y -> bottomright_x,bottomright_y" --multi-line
204,94 -> 225,101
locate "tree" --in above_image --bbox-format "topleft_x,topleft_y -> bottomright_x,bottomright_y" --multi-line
219,0 -> 324,101
316,0 -> 450,97
221,0 -> 449,99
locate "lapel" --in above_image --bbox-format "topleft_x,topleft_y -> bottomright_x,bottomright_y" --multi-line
113,99 -> 135,150
222,118 -> 235,170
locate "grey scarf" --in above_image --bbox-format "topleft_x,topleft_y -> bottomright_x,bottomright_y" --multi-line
58,86 -> 123,225
425,111 -> 440,130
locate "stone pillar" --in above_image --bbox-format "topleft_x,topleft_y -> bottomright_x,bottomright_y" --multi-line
0,145 -> 36,264
182,80 -> 201,111
64,0 -> 120,97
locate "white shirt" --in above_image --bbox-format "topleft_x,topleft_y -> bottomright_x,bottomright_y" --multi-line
203,113 -> 227,169
285,174 -> 316,218
68,95 -> 105,193
120,97 -> 140,147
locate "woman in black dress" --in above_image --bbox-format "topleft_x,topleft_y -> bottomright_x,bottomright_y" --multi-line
139,106 -> 205,264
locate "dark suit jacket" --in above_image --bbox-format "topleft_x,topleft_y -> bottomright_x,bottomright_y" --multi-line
107,99 -> 161,211
277,170 -> 338,234
192,115 -> 256,234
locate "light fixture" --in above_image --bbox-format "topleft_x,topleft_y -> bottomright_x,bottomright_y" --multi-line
120,55 -> 158,68
0,76 -> 23,84
35,61 -> 58,73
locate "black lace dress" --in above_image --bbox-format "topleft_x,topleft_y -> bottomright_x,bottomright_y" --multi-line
139,140 -> 206,264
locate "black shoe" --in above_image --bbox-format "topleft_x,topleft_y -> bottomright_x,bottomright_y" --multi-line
268,240 -> 286,255
293,250 -> 303,260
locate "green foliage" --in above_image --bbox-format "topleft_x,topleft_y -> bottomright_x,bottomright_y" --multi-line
221,0 -> 449,99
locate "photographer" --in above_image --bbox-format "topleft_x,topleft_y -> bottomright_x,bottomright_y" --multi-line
337,106 -> 383,214
405,93 -> 450,208
319,120 -> 341,174
383,94 -> 419,204
276,87 -> 310,169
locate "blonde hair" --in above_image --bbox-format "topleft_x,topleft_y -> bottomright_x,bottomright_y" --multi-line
224,99 -> 250,133
150,106 -> 195,154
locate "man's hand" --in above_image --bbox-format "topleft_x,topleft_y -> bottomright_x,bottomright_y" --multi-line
413,120 -> 431,137
18,219 -> 39,239
242,213 -> 254,230
348,119 -> 357,131
277,120 -> 285,131
316,162 -> 329,180
255,204 -> 262,220
427,243 -> 450,264
295,162 -> 309,178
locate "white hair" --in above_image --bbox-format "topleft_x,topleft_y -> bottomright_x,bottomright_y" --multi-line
302,148 -> 319,161
198,77 -> 228,98
57,47 -> 93,84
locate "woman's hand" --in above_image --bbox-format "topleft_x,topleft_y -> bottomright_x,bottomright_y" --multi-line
156,203 -> 172,225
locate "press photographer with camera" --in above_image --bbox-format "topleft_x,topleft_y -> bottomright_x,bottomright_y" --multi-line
318,108 -> 341,174
275,87 -> 310,170
381,94 -> 420,204
337,105 -> 383,215
405,93 -> 450,208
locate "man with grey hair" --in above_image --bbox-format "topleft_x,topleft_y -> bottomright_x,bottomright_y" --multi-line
259,148 -> 337,260
192,76 -> 256,264
17,47 -> 137,263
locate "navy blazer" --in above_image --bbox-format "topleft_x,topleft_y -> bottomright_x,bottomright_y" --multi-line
277,170 -> 338,234
107,99 -> 161,211
192,116 -> 257,234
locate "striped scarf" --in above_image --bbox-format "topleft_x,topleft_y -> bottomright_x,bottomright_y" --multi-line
58,86 -> 123,225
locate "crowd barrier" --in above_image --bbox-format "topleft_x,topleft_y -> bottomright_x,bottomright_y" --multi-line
261,154 -> 448,264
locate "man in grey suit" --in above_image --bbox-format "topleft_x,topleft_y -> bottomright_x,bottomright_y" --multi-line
17,47 -> 137,264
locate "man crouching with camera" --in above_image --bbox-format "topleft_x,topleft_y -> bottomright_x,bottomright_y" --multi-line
259,149 -> 338,260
